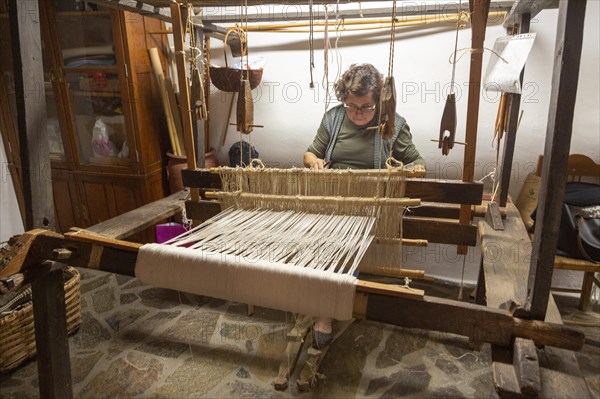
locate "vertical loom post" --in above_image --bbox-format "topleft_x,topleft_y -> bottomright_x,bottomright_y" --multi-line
457,0 -> 490,255
8,0 -> 56,230
192,26 -> 207,167
170,3 -> 199,201
32,262 -> 73,399
527,0 -> 586,320
497,13 -> 531,207
204,35 -> 211,154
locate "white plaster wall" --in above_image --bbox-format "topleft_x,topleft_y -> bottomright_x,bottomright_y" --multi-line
208,3 -> 600,191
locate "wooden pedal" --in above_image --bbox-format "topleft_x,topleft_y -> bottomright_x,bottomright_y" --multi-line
296,320 -> 354,391
274,315 -> 313,391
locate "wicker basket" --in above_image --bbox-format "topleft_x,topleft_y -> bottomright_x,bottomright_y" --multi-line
209,28 -> 263,92
209,66 -> 263,92
0,266 -> 81,373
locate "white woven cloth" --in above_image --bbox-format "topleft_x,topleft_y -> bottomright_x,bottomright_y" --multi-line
135,243 -> 358,320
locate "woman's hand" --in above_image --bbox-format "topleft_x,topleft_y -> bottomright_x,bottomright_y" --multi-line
304,152 -> 327,169
311,159 -> 327,169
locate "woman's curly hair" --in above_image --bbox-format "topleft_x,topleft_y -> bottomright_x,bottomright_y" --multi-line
334,63 -> 384,103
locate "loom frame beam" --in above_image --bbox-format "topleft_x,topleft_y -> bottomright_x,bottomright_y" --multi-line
181,169 -> 485,205
181,169 -> 485,247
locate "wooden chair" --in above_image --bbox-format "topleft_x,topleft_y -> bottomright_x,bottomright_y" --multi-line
526,154 -> 600,311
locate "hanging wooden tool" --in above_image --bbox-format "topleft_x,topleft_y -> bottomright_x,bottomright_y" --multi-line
237,79 -> 254,134
439,93 -> 457,155
379,76 -> 396,140
190,56 -> 208,122
378,0 -> 398,142
438,5 -> 465,156
235,0 -> 259,135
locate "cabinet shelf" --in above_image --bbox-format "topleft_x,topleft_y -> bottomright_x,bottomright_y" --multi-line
70,90 -> 120,98
6,88 -> 56,99
63,66 -> 118,74
56,11 -> 111,17
89,156 -> 130,167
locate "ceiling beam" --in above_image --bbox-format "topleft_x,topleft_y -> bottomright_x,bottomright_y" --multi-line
199,0 -> 513,23
89,0 -> 515,24
92,0 -> 172,22
503,0 -> 558,28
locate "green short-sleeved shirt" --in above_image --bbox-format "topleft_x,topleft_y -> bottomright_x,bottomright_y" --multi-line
307,109 -> 425,169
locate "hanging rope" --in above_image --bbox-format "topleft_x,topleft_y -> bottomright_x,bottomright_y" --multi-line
239,0 -> 250,82
333,0 -> 343,83
449,2 -> 464,95
235,0 -> 255,136
387,0 -> 397,77
450,47 -> 508,65
188,7 -> 208,122
322,4 -> 329,91
438,3 -> 465,156
376,0 -> 398,152
308,0 -> 315,88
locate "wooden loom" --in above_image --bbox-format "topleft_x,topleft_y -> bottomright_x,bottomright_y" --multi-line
0,165 -> 586,397
3,0 -> 593,398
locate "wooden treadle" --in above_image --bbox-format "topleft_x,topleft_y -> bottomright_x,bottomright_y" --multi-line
296,319 -> 355,391
273,315 -> 313,390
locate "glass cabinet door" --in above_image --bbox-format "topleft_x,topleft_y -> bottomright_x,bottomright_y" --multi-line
51,0 -> 130,167
64,71 -> 129,165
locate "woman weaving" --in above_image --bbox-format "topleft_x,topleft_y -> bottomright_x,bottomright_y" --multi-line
304,63 -> 425,170
304,63 -> 425,348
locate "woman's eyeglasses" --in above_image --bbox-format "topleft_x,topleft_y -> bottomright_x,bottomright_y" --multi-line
343,103 -> 377,114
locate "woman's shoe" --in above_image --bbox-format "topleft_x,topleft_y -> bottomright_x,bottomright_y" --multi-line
312,328 -> 334,349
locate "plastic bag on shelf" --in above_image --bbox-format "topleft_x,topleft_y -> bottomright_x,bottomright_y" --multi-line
91,117 -> 118,157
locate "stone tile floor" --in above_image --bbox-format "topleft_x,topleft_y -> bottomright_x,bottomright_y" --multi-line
0,268 -> 598,398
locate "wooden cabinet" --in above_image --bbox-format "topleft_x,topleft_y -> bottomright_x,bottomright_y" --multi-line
0,1 -> 170,240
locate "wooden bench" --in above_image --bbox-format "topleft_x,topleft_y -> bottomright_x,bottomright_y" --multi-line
515,154 -> 600,310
